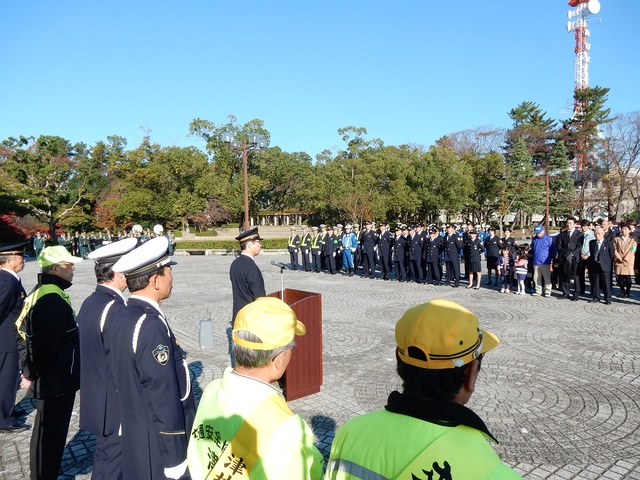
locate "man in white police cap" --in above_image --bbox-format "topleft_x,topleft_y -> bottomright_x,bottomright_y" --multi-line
76,237 -> 137,479
107,237 -> 195,480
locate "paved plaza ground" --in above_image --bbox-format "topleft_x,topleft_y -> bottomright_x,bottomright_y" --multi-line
1,252 -> 639,479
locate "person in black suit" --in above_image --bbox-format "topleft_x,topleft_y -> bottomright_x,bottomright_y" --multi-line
444,224 -> 464,287
361,221 -> 378,279
323,226 -> 338,274
588,226 -> 615,304
0,243 -> 29,433
555,217 -> 584,301
287,227 -> 300,271
392,227 -> 407,281
408,226 -> 424,283
425,227 -> 443,285
229,228 -> 266,323
77,237 -> 138,479
378,223 -> 394,280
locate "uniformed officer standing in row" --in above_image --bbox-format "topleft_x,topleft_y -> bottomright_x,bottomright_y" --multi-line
77,237 -> 138,480
392,227 -> 407,282
361,221 -> 378,279
299,225 -> 311,272
0,243 -> 29,433
323,226 -> 338,274
109,237 -> 195,480
287,226 -> 300,271
353,224 -> 363,272
425,226 -> 444,285
310,226 -> 322,273
444,223 -> 464,287
378,223 -> 394,280
408,226 -> 424,283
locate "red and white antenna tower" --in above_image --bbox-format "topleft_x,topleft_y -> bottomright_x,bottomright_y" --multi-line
567,0 -> 601,116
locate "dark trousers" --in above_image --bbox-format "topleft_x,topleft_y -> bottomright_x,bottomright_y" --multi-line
559,262 -> 579,298
409,259 -> 423,283
393,260 -> 406,281
577,259 -> 589,294
311,251 -> 321,272
326,254 -> 336,274
380,253 -> 391,279
289,251 -> 298,270
300,250 -> 310,271
363,251 -> 375,278
445,259 -> 461,286
590,268 -> 611,301
92,432 -> 123,480
0,352 -> 20,428
30,392 -> 76,480
426,259 -> 442,284
618,275 -> 632,295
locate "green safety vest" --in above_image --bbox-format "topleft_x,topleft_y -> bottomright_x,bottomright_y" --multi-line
15,284 -> 72,341
324,410 -> 522,480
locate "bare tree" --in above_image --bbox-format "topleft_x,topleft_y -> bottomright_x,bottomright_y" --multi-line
597,111 -> 640,220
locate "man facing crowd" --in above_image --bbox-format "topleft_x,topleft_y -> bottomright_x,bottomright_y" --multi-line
187,297 -> 323,479
324,299 -> 522,479
230,228 -> 266,322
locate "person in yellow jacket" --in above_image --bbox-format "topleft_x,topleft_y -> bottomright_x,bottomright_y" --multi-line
187,297 -> 324,479
324,298 -> 523,480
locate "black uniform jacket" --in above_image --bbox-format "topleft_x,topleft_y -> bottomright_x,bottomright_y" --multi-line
0,269 -> 25,352
77,284 -> 126,436
444,234 -> 464,262
27,274 -> 80,399
229,253 -> 266,322
589,238 -> 615,273
107,296 -> 195,480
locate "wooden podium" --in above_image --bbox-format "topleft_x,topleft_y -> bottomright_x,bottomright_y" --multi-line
268,288 -> 323,400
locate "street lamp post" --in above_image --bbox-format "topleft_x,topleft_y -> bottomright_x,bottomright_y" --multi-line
535,167 -> 564,232
222,132 -> 267,232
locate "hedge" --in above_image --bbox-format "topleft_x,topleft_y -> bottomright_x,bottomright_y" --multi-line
176,238 -> 289,250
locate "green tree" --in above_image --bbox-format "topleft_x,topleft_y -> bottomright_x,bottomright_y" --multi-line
189,116 -> 271,224
0,135 -> 97,239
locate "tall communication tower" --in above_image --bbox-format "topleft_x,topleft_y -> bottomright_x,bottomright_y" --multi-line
566,0 -> 601,116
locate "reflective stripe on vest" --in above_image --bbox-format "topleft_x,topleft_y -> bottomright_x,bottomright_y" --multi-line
15,284 -> 72,340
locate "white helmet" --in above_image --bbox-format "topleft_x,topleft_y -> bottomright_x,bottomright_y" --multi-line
132,224 -> 143,234
153,224 -> 164,236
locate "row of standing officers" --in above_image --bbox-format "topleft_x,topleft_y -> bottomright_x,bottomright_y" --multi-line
287,222 -> 508,287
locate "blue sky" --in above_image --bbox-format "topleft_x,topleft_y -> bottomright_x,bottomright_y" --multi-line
2,1 -> 638,159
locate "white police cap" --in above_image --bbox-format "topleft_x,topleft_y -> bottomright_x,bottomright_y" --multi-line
113,237 -> 175,279
153,224 -> 164,235
87,237 -> 138,265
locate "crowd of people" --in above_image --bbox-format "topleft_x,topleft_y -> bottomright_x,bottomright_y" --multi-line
0,215 -> 637,479
33,225 -> 178,258
284,218 -> 638,303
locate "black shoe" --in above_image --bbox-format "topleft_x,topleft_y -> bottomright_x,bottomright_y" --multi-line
605,300 -> 612,305
0,424 -> 31,433
571,296 -> 579,301
588,298 -> 600,304
558,295 -> 569,300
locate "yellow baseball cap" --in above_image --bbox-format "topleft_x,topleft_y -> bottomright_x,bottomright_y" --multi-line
395,299 -> 499,370
37,246 -> 83,268
233,297 -> 306,350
